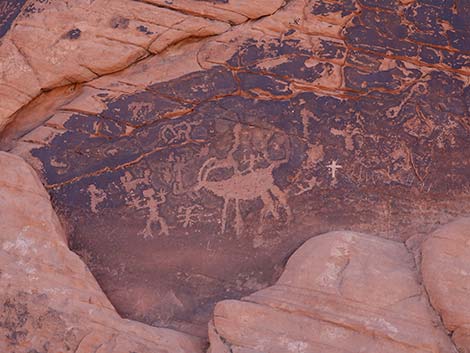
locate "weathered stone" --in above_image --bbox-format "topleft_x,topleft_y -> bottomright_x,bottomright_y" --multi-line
143,0 -> 285,24
0,151 -> 203,353
2,0 -> 470,340
0,0 -> 238,131
422,218 -> 470,353
210,231 -> 456,353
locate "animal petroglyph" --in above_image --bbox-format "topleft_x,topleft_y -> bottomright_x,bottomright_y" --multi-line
129,102 -> 154,121
195,123 -> 291,235
120,171 -> 169,238
291,144 -> 323,196
160,120 -> 202,145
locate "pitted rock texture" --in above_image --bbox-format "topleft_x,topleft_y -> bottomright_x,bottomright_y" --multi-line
209,231 -> 457,353
3,0 -> 470,338
422,218 -> 470,353
0,151 -> 203,353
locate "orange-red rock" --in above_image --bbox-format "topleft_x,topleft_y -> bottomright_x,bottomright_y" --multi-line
1,0 -> 263,131
209,231 -> 457,353
0,151 -> 202,353
1,0 -> 470,350
3,0 -> 470,336
422,218 -> 470,353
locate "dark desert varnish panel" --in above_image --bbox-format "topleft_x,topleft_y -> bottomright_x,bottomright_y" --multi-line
15,0 -> 470,336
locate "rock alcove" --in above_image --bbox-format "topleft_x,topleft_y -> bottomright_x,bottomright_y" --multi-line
1,0 -> 470,351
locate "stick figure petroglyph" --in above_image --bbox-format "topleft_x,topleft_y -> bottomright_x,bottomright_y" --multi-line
120,171 -> 169,239
139,188 -> 169,238
194,123 -> 292,236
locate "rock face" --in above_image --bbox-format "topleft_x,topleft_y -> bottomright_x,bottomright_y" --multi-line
0,0 -> 470,349
210,231 -> 457,353
0,0 -> 285,131
1,0 -> 470,341
0,151 -> 202,353
0,149 -> 469,352
422,218 -> 470,353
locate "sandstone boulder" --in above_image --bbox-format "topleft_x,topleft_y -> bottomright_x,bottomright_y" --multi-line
0,151 -> 202,353
422,218 -> 470,353
209,231 -> 457,353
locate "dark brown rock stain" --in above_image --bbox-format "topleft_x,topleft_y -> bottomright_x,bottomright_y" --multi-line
0,0 -> 26,38
22,1 -> 470,338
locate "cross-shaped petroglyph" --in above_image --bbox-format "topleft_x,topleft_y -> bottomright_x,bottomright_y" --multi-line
120,171 -> 169,238
327,160 -> 342,179
195,123 -> 291,236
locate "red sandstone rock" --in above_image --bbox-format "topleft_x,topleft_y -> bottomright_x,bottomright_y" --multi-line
1,0 -> 470,350
209,231 -> 457,353
1,148 -> 469,353
2,0 -> 281,131
2,0 -> 470,336
422,218 -> 470,353
0,151 -> 202,353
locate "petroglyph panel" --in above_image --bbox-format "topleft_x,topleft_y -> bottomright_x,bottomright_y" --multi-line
10,0 -> 470,337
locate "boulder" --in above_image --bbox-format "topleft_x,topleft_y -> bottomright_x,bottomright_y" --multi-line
210,231 -> 457,353
422,218 -> 470,353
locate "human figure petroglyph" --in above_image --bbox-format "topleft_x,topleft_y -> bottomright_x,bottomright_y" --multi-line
139,188 -> 169,238
160,152 -> 197,197
120,171 -> 169,238
195,123 -> 292,235
169,153 -> 192,195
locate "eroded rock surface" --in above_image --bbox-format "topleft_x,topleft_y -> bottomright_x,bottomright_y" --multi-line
2,0 -> 470,338
422,218 -> 470,353
0,151 -> 203,353
0,0 -> 287,131
210,231 -> 457,353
